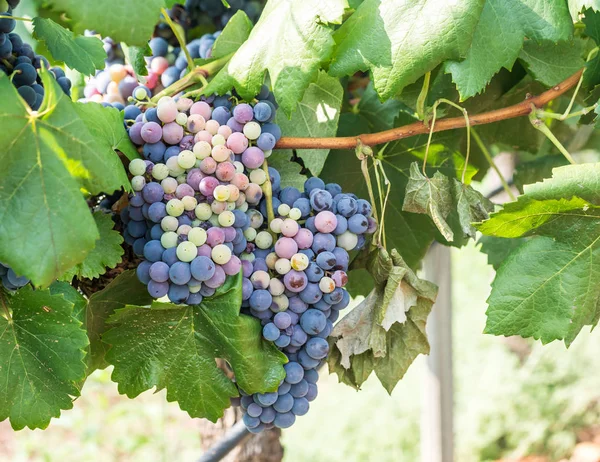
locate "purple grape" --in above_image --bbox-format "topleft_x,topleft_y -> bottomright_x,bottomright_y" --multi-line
348,214 -> 368,234
136,260 -> 152,284
283,270 -> 308,293
149,261 -> 170,283
305,337 -> 329,360
263,323 -> 280,341
148,280 -> 169,298
311,233 -> 336,254
169,261 -> 192,285
274,312 -> 292,329
300,309 -> 326,335
142,182 -> 164,204
274,334 -> 291,348
190,256 -> 216,281
316,251 -> 336,270
141,122 -> 163,144
204,264 -> 226,288
233,103 -> 254,123
168,284 -> 190,304
249,289 -> 272,312
144,240 -> 165,262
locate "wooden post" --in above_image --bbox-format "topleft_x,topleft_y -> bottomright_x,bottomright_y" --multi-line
421,244 -> 454,462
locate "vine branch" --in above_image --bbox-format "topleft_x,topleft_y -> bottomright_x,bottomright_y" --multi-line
275,69 -> 583,150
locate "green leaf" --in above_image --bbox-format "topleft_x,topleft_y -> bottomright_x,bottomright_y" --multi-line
0,286 -> 89,429
479,163 -> 600,344
49,281 -> 87,322
328,248 -> 436,393
358,82 -> 408,132
32,17 -> 106,75
59,212 -> 124,282
0,71 -> 117,287
582,7 -> 600,42
478,235 -> 528,270
204,0 -> 347,115
513,155 -> 570,193
275,71 -> 343,176
267,152 -> 307,190
453,180 -> 494,239
446,0 -> 573,100
74,101 -> 140,163
330,0 -> 484,101
123,43 -> 150,77
477,196 -> 600,238
571,1 -> 600,19
402,163 -> 454,242
518,39 -> 585,87
103,274 -> 287,421
84,270 -> 153,372
47,0 -> 164,47
211,10 -> 253,58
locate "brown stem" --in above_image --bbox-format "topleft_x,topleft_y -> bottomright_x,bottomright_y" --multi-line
275,69 -> 583,150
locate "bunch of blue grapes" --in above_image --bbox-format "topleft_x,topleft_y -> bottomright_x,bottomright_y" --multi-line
0,1 -> 71,109
123,88 -> 281,304
237,178 -> 376,432
0,262 -> 29,291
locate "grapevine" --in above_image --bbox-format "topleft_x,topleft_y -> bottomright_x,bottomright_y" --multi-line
0,1 -> 600,460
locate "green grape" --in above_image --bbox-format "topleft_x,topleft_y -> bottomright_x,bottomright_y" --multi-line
177,241 -> 197,262
243,121 -> 261,140
249,169 -> 267,185
270,218 -> 283,234
289,207 -> 302,221
193,141 -> 212,160
212,244 -> 232,265
266,252 -> 278,269
291,253 -> 309,271
182,196 -> 198,211
161,177 -> 178,193
255,231 -> 273,249
269,278 -> 285,296
244,227 -> 257,241
278,204 -> 291,217
275,258 -> 291,275
161,231 -> 178,248
152,164 -> 170,181
131,175 -> 146,191
214,185 -> 230,201
195,203 -> 212,220
166,199 -> 185,217
161,216 -> 179,232
178,150 -> 196,169
166,156 -> 185,176
212,134 -> 226,146
188,227 -> 207,246
218,210 -> 235,227
337,231 -> 358,251
129,158 -> 147,176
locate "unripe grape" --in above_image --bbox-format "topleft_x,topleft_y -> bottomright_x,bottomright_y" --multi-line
177,225 -> 192,236
211,200 -> 228,214
291,253 -> 309,271
337,231 -> 358,251
249,168 -> 267,185
152,164 -> 169,180
218,210 -> 235,227
182,196 -> 198,211
161,177 -> 178,193
166,156 -> 185,176
212,145 -> 231,163
243,121 -> 262,140
176,112 -> 188,126
188,228 -> 207,246
270,218 -> 283,234
289,208 -> 302,221
266,252 -> 278,269
244,227 -> 257,241
213,185 -> 230,201
278,204 -> 291,216
319,277 -> 336,294
129,158 -> 147,176
131,175 -> 146,191
161,231 -> 178,248
227,184 -> 240,202
205,119 -> 220,135
177,241 -> 197,262
178,150 -> 196,169
212,244 -> 232,264
195,203 -> 212,220
269,278 -> 285,296
161,216 -> 178,232
275,258 -> 292,275
212,134 -> 226,146
166,199 -> 184,217
187,114 -> 206,133
256,231 -> 274,249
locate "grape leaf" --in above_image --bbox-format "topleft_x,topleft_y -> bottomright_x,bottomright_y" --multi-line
358,82 -> 409,132
478,163 -> 600,344
267,152 -> 307,191
49,281 -> 87,322
570,0 -> 600,18
446,0 -> 573,100
403,163 -> 454,242
513,155 -> 569,193
275,71 -> 343,176
478,235 -> 528,270
204,0 -> 347,115
211,10 -> 253,58
59,212 -> 124,282
518,39 -> 585,87
329,0 -> 484,101
103,274 -> 287,421
74,101 -> 139,163
123,43 -> 151,77
328,248 -> 436,393
47,0 -> 164,47
83,270 -> 153,372
0,286 -> 88,430
453,180 -> 494,239
32,17 -> 105,75
0,70 -> 129,287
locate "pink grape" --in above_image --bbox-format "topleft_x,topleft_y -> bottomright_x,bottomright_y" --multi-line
197,244 -> 212,258
162,122 -> 184,144
223,226 -> 237,242
157,100 -> 178,123
231,173 -> 250,191
332,270 -> 348,287
175,183 -> 195,199
281,219 -> 299,237
233,103 -> 254,123
275,237 -> 298,259
245,183 -> 263,205
186,169 -> 204,190
150,57 -> 169,74
194,130 -> 213,144
207,227 -> 225,246
218,125 -> 232,139
222,255 -> 242,276
204,265 -> 226,288
187,114 -> 206,133
177,98 -> 194,112
199,176 -> 219,196
314,211 -> 338,233
200,157 -> 217,174
293,228 -> 314,249
242,147 -> 265,169
216,162 -> 235,181
190,101 -> 212,120
227,132 -> 249,154
141,122 -> 163,143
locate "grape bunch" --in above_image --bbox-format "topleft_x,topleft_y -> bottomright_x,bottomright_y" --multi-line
0,1 -> 71,109
123,88 -> 281,304
237,177 -> 376,432
0,262 -> 29,291
83,33 -> 218,116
